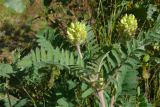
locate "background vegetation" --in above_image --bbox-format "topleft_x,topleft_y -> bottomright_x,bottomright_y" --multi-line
0,0 -> 160,107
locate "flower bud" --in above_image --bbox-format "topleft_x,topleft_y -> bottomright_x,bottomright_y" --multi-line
153,42 -> 160,50
143,54 -> 150,62
99,77 -> 104,86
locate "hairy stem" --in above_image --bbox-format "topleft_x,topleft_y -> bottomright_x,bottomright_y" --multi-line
76,44 -> 83,59
97,90 -> 106,107
110,95 -> 115,107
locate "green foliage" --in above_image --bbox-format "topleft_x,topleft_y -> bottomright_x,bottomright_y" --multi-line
82,88 -> 94,98
17,28 -> 84,70
85,26 -> 100,59
147,4 -> 158,21
1,0 -> 160,107
0,64 -> 13,78
4,0 -> 26,13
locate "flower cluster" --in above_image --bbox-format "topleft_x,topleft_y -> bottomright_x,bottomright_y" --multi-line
119,14 -> 138,35
67,21 -> 87,45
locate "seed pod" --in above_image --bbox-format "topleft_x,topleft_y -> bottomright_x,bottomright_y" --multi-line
142,66 -> 150,80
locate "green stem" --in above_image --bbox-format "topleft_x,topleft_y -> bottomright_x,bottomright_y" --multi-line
6,88 -> 12,107
5,79 -> 12,107
22,87 -> 37,107
145,79 -> 149,98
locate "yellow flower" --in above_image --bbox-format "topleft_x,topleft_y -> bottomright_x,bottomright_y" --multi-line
119,14 -> 138,35
67,21 -> 87,45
